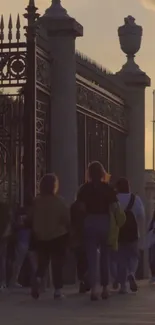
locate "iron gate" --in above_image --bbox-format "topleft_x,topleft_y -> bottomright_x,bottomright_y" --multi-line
76,79 -> 127,185
0,2 -> 51,207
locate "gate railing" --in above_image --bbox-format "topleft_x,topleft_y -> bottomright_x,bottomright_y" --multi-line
0,0 -> 45,207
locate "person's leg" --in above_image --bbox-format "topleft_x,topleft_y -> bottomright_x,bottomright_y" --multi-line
118,244 -> 128,293
149,245 -> 155,281
85,238 -> 97,287
51,234 -> 68,299
0,238 -> 8,290
127,241 -> 139,292
100,243 -> 109,299
28,250 -> 38,285
85,220 -> 98,300
74,246 -> 89,293
10,242 -> 29,287
31,241 -> 50,299
109,249 -> 119,289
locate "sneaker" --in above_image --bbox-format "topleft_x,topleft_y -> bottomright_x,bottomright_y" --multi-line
54,289 -> 65,300
31,277 -> 41,300
128,274 -> 138,292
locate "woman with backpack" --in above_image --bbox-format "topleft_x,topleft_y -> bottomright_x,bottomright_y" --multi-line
76,161 -> 125,301
116,178 -> 145,294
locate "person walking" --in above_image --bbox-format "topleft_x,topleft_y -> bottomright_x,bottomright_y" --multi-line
77,161 -> 125,301
116,178 -> 145,294
0,201 -> 11,291
31,173 -> 70,300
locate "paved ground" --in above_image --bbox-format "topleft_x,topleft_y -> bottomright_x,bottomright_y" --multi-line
0,281 -> 155,325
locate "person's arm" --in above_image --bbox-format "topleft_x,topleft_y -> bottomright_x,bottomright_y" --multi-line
135,196 -> 145,221
135,196 -> 145,249
148,212 -> 155,231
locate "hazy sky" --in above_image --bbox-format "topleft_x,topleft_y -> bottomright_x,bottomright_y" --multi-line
1,0 -> 155,168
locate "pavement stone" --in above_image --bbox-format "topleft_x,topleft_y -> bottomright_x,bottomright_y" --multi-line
0,281 -> 155,325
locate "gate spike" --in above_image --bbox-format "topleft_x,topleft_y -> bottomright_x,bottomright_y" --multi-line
16,14 -> 21,29
8,14 -> 13,29
0,15 -> 4,42
8,14 -> 13,42
16,14 -> 21,41
24,0 -> 40,21
0,15 -> 4,30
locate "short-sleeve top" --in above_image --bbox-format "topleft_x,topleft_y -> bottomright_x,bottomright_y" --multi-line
77,182 -> 117,215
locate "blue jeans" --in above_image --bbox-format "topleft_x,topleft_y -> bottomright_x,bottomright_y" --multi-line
118,241 -> 139,286
84,214 -> 110,288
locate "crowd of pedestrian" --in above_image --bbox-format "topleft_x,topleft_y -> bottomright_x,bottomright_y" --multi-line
0,160 -> 152,302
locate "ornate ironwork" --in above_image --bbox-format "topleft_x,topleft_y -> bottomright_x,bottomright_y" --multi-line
0,0 -> 51,206
76,78 -> 128,184
86,117 -> 108,171
36,98 -> 50,194
77,110 -> 109,185
36,48 -> 51,92
0,94 -> 23,204
0,14 -> 27,87
109,127 -> 126,183
77,82 -> 128,130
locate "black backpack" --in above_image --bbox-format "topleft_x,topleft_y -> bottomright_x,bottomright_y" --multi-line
119,194 -> 138,243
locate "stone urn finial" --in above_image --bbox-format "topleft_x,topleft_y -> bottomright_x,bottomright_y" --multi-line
118,16 -> 143,72
43,0 -> 68,18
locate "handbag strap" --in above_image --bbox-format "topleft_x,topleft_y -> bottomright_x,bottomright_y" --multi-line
125,194 -> 135,212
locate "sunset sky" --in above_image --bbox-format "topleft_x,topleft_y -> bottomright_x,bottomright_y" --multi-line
1,0 -> 155,168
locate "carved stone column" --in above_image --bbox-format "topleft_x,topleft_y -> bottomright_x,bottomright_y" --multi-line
116,16 -> 151,278
39,1 -> 83,205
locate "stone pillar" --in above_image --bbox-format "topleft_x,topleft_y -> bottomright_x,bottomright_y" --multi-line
116,16 -> 151,278
40,0 -> 83,205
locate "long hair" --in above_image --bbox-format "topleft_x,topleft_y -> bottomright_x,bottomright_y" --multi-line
115,177 -> 130,194
86,161 -> 106,183
40,173 -> 59,196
